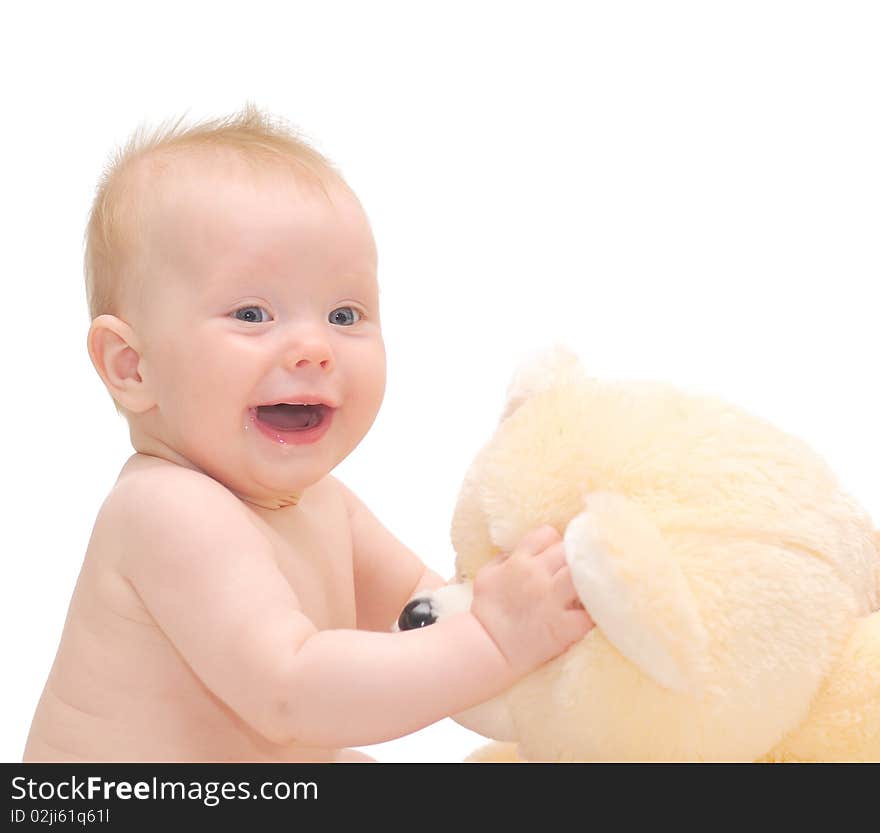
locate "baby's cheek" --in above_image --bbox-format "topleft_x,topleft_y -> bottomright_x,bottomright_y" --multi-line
347,354 -> 386,425
360,352 -> 386,408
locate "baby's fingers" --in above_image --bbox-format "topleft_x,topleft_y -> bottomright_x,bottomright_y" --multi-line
483,550 -> 511,569
550,564 -> 583,606
515,525 -> 562,558
535,542 -> 568,575
555,608 -> 595,645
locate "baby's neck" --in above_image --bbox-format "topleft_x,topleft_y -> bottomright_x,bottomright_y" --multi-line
235,491 -> 301,510
127,434 -> 303,511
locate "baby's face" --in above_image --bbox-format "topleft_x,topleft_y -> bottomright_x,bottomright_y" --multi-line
127,153 -> 385,507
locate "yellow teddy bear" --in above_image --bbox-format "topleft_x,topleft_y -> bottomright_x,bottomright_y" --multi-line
400,347 -> 880,762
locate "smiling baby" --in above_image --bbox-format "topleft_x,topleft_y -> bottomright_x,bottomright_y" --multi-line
23,105 -> 592,762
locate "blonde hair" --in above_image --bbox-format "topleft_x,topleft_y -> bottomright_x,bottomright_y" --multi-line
84,102 -> 342,323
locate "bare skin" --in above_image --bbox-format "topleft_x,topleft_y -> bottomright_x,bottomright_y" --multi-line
24,456 -> 384,762
24,148 -> 592,762
24,454 -> 587,762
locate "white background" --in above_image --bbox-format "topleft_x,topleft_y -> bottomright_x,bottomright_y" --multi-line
1,1 -> 878,763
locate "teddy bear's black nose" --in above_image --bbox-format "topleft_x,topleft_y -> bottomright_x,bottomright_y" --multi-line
397,598 -> 437,631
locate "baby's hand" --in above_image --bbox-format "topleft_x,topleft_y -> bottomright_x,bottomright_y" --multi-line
470,525 -> 594,677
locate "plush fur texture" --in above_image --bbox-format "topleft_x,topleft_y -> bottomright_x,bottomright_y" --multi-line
438,347 -> 880,762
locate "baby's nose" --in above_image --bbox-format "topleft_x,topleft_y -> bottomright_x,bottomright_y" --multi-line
284,337 -> 334,372
397,598 -> 438,631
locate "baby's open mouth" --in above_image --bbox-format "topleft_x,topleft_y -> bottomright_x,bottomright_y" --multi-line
255,403 -> 330,432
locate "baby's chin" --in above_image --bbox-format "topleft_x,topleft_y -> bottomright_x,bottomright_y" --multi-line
202,428 -> 350,509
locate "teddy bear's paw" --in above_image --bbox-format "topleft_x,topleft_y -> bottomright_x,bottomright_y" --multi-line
565,492 -> 710,695
464,741 -> 527,763
453,695 -> 519,742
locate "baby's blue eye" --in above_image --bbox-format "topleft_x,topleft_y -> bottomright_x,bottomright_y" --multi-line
232,306 -> 272,323
329,307 -> 361,326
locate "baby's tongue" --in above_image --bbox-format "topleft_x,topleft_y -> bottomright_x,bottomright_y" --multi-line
256,404 -> 322,431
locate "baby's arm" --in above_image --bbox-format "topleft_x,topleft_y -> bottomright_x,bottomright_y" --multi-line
334,478 -> 447,631
116,468 -> 590,749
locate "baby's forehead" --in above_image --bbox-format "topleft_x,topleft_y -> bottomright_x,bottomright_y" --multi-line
129,147 -> 365,255
131,146 -> 333,221
122,146 -> 376,301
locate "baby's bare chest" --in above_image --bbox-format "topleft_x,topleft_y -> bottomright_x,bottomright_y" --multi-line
249,492 -> 357,631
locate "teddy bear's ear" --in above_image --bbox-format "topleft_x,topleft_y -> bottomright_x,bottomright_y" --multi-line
500,344 -> 586,422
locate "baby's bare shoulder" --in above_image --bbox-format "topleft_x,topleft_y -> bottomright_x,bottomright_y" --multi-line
108,459 -> 242,519
119,457 -> 231,494
101,459 -> 264,571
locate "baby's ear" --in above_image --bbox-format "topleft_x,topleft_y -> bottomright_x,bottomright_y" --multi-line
87,315 -> 156,414
499,344 -> 585,421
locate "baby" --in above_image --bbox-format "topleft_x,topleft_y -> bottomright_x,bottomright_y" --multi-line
23,105 -> 593,762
